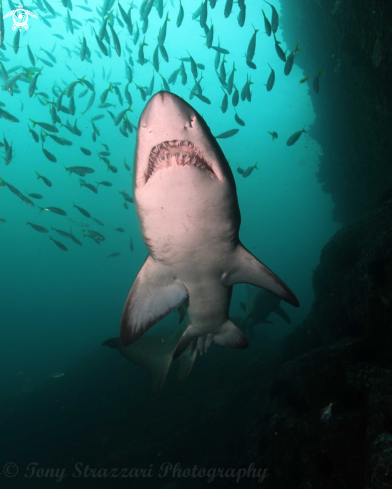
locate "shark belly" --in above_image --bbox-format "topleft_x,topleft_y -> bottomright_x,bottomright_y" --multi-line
136,162 -> 239,263
136,163 -> 239,349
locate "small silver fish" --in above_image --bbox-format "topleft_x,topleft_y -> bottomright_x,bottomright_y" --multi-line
320,403 -> 333,422
69,218 -> 89,227
50,372 -> 65,379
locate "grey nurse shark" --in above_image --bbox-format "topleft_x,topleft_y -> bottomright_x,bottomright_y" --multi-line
236,285 -> 292,338
120,91 -> 299,363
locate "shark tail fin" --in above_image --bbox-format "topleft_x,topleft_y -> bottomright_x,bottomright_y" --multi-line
102,338 -> 121,349
150,351 -> 174,399
221,243 -> 299,307
120,255 -> 188,346
274,306 -> 291,323
131,338 -> 175,399
103,336 -> 175,399
177,340 -> 197,383
104,305 -> 193,398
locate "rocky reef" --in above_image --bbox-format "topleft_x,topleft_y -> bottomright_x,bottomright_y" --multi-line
280,0 -> 392,224
246,199 -> 392,488
247,2 -> 392,486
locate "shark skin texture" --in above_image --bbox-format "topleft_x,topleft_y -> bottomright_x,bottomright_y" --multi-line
120,91 -> 299,359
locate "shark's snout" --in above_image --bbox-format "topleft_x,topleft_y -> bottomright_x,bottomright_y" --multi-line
139,91 -> 194,132
134,91 -> 232,189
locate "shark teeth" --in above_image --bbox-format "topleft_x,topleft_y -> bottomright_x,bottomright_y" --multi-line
147,140 -> 213,180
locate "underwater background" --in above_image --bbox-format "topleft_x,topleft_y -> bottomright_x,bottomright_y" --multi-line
1,0 -> 391,487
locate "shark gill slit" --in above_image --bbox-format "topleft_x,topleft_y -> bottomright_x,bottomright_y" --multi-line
147,140 -> 214,180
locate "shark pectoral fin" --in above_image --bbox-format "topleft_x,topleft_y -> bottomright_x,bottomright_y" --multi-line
120,256 -> 189,346
221,244 -> 300,307
213,320 -> 249,349
177,340 -> 197,382
240,301 -> 246,312
274,306 -> 291,323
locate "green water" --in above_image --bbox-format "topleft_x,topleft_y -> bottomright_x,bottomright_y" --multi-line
0,1 -> 340,487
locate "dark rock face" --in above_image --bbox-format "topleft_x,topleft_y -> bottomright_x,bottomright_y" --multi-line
247,201 -> 392,488
279,0 -> 392,224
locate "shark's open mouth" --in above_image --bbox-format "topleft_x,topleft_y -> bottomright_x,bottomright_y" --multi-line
147,140 -> 213,180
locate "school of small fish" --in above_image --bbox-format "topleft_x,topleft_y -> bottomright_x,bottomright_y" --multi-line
0,0 -> 324,253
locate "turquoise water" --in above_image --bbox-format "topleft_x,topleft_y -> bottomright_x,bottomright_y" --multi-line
1,0 -> 341,485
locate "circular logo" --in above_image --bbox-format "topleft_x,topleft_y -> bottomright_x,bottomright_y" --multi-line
13,8 -> 28,28
3,462 -> 18,477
